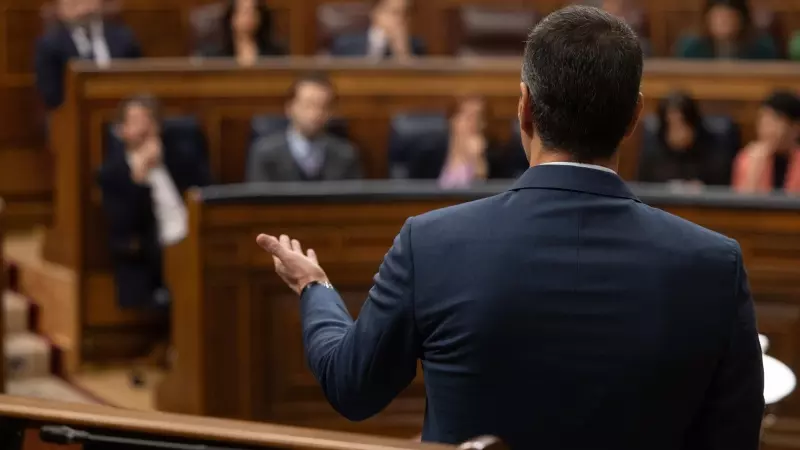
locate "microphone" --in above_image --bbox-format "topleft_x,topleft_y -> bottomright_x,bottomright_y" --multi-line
39,425 -> 247,450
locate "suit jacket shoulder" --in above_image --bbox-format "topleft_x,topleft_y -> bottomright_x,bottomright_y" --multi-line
251,132 -> 290,160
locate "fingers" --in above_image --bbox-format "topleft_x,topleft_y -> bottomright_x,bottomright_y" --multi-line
307,248 -> 318,264
291,239 -> 302,254
256,234 -> 289,259
279,234 -> 292,253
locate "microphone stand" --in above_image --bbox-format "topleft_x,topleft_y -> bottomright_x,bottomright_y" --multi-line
40,425 -> 251,450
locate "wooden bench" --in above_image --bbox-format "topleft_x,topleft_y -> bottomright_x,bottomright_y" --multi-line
0,394 -> 505,450
154,181 -> 800,433
38,59 -> 800,371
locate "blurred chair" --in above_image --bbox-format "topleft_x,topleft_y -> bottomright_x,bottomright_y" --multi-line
316,2 -> 372,54
447,6 -> 539,56
188,2 -> 227,57
387,112 -> 448,178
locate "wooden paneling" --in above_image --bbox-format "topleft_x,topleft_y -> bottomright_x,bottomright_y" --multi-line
40,58 -> 800,367
0,395 -> 460,450
157,186 -> 800,434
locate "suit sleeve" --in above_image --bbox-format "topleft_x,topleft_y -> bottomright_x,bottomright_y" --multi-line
344,144 -> 363,180
97,158 -> 152,257
246,140 -> 272,182
684,244 -> 764,450
34,37 -> 65,110
300,218 -> 420,421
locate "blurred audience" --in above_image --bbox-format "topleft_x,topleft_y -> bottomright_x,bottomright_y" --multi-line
639,91 -> 731,185
246,74 -> 362,182
595,0 -> 652,56
732,90 -> 800,193
676,0 -> 778,60
35,0 -> 141,110
408,97 -> 513,188
331,0 -> 425,59
98,95 -> 212,310
199,0 -> 283,65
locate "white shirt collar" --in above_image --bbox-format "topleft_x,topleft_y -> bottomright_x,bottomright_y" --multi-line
539,162 -> 617,175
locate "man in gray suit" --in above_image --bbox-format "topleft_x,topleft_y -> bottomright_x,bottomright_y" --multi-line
247,73 -> 362,182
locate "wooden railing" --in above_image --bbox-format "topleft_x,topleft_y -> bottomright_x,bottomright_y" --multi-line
0,395 -> 505,450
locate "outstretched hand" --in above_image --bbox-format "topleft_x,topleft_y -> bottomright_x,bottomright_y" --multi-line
256,234 -> 329,295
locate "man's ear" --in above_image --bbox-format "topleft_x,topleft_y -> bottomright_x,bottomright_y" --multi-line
518,82 -> 534,139
623,92 -> 644,139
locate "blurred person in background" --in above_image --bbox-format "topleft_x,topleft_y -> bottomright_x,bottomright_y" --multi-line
246,73 -> 362,181
639,91 -> 731,185
98,95 -> 212,313
408,97 -> 512,188
331,0 -> 425,59
732,90 -> 800,193
200,0 -> 283,65
596,0 -> 651,56
35,0 -> 141,110
676,0 -> 778,60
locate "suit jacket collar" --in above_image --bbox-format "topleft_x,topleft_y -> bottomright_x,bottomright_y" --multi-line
510,164 -> 640,202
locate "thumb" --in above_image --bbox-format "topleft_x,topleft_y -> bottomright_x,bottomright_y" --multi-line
256,234 -> 289,258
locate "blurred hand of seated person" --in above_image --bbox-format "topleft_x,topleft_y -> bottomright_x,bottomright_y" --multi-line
330,0 -> 425,59
638,91 -> 731,186
246,74 -> 362,182
200,0 -> 283,65
35,0 -> 142,110
733,91 -> 800,194
97,95 -> 212,309
675,0 -> 778,60
409,97 -> 513,188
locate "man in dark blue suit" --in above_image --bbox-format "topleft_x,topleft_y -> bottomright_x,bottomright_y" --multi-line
257,5 -> 764,449
35,0 -> 141,110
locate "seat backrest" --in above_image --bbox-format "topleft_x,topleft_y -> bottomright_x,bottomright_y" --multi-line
450,6 -> 538,56
316,2 -> 371,53
388,112 -> 448,178
189,2 -> 227,56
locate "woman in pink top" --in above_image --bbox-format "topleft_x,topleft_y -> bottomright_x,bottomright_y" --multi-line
438,97 -> 489,189
732,91 -> 800,193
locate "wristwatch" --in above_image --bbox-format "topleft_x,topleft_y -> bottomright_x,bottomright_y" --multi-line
300,280 -> 334,297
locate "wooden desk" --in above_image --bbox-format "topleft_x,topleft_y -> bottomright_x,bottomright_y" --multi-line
157,181 -> 800,434
41,58 -> 800,368
0,395 -> 459,450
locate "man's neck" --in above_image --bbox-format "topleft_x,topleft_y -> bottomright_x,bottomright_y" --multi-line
529,150 -> 617,171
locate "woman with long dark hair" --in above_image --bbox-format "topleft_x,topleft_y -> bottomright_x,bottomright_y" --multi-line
639,91 -> 732,185
201,0 -> 283,64
676,0 -> 778,59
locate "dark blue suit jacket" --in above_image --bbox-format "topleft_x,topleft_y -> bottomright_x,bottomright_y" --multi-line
301,164 -> 764,449
35,21 -> 141,109
330,32 -> 426,57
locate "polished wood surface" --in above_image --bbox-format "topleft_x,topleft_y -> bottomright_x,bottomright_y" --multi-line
0,395 -> 457,449
40,58 -> 800,368
156,182 -> 800,435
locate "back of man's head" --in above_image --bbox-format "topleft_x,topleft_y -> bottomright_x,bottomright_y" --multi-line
521,5 -> 643,162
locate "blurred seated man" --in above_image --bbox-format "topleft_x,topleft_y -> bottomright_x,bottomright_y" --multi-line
732,90 -> 800,193
408,97 -> 516,188
35,0 -> 141,110
246,74 -> 362,182
330,0 -> 425,59
98,95 -> 212,312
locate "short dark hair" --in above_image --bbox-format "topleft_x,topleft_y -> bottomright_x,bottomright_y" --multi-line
763,90 -> 800,122
117,94 -> 161,124
288,72 -> 336,101
521,5 -> 643,161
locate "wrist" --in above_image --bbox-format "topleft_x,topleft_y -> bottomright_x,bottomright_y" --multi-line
299,279 -> 333,297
